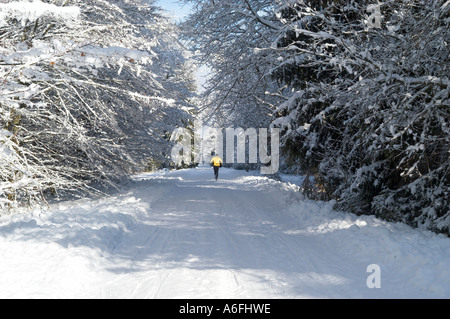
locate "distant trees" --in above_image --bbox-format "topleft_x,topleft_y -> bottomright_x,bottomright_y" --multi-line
183,0 -> 449,235
1,0 -> 196,210
182,0 -> 284,128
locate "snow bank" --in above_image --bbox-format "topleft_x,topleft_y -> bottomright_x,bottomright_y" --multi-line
282,199 -> 450,296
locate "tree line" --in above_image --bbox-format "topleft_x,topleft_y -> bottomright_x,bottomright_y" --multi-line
182,0 -> 449,235
0,0 -> 196,210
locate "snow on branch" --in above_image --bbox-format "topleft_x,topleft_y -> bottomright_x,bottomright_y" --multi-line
0,0 -> 80,27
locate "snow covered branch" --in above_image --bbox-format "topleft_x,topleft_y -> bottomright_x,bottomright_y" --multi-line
1,0 -> 197,211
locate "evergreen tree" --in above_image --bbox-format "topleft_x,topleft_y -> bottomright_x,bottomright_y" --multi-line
271,0 -> 449,234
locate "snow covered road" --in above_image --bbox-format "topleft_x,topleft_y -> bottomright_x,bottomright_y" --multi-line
0,167 -> 449,298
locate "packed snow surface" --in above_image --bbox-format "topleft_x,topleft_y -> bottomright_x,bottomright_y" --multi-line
0,167 -> 449,298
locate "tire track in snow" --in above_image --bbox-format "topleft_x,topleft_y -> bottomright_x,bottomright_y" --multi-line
3,167 -> 446,298
121,167 -> 444,298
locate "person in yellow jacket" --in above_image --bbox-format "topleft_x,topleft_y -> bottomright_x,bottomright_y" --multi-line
210,152 -> 223,180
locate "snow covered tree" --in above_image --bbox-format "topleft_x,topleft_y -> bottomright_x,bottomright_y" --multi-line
184,0 -> 449,234
0,0 -> 196,210
181,0 -> 284,128
270,0 -> 449,234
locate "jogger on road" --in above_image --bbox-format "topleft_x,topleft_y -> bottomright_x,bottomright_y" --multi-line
210,153 -> 223,180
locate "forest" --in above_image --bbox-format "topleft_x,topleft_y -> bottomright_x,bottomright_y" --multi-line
1,0 -> 449,235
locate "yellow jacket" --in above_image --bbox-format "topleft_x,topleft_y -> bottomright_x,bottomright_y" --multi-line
210,155 -> 223,167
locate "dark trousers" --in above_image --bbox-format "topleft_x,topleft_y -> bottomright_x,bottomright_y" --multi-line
213,166 -> 220,180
